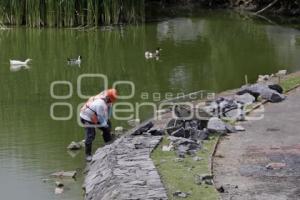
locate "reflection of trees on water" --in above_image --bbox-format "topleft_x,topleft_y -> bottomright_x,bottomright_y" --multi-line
157,18 -> 205,42
265,25 -> 300,70
169,65 -> 190,91
157,14 -> 300,92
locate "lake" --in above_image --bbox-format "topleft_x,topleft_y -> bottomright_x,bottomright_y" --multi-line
0,10 -> 300,200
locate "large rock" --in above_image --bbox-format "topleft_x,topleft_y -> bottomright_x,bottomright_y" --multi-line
268,93 -> 285,103
168,136 -> 201,157
225,123 -> 237,133
238,83 -> 285,103
276,70 -> 287,77
205,97 -> 246,120
236,89 -> 260,100
168,136 -> 197,146
268,84 -> 283,94
207,117 -> 227,133
177,144 -> 189,157
173,191 -> 190,198
171,127 -> 185,137
223,107 -> 245,121
190,128 -> 208,140
67,141 -> 82,150
166,119 -> 184,135
257,74 -> 270,82
51,171 -> 77,178
189,120 -> 199,129
177,142 -> 201,157
234,93 -> 255,105
132,121 -> 154,135
174,105 -> 192,118
148,128 -> 165,136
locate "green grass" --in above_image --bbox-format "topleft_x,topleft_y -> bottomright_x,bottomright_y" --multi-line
0,0 -> 145,27
151,135 -> 220,200
280,76 -> 300,92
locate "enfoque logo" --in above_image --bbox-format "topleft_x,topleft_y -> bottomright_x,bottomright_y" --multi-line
50,73 -> 264,126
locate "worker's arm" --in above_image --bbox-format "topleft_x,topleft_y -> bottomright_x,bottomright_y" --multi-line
95,102 -> 108,128
107,103 -> 113,118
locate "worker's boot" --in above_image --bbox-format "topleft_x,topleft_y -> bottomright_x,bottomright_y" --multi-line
85,143 -> 92,162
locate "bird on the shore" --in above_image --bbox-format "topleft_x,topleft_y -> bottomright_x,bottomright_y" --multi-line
145,48 -> 162,59
67,56 -> 82,65
10,58 -> 32,66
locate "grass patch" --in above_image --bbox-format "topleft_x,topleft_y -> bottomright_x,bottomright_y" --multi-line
280,76 -> 300,92
151,134 -> 220,200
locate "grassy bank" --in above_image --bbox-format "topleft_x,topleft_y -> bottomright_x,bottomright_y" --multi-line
151,134 -> 220,200
280,75 -> 300,92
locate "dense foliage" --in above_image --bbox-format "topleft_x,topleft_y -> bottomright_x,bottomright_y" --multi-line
0,0 -> 299,27
0,0 -> 145,27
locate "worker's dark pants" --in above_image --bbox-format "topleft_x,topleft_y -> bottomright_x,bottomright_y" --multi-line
81,118 -> 112,156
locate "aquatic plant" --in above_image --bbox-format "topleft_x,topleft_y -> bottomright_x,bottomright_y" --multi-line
0,0 -> 145,27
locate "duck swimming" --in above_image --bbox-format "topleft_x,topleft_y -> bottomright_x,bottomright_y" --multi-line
10,58 -> 32,66
67,56 -> 82,65
145,48 -> 162,59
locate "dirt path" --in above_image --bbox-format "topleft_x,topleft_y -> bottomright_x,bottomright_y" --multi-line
213,87 -> 300,200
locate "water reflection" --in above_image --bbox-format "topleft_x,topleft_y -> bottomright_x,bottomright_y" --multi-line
265,25 -> 300,67
157,18 -> 205,42
10,64 -> 30,72
169,66 -> 190,91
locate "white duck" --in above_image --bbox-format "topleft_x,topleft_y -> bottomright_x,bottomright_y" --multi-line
145,48 -> 162,59
67,56 -> 82,65
10,58 -> 32,65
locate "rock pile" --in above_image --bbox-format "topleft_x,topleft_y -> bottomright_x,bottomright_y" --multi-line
204,83 -> 285,121
163,104 -> 249,157
205,97 -> 246,121
163,83 -> 284,158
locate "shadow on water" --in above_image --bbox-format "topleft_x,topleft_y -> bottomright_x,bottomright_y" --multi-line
0,10 -> 300,200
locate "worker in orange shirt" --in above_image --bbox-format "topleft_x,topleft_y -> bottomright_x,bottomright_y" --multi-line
80,89 -> 118,162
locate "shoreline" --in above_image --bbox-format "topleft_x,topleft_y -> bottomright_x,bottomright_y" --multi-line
211,70 -> 300,182
84,70 -> 300,199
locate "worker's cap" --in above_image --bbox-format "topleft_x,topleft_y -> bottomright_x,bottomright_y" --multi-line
106,88 -> 118,103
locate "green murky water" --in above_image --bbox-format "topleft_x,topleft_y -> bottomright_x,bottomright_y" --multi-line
1,11 -> 300,200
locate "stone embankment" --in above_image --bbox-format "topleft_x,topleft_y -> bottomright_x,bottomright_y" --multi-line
83,121 -> 169,200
